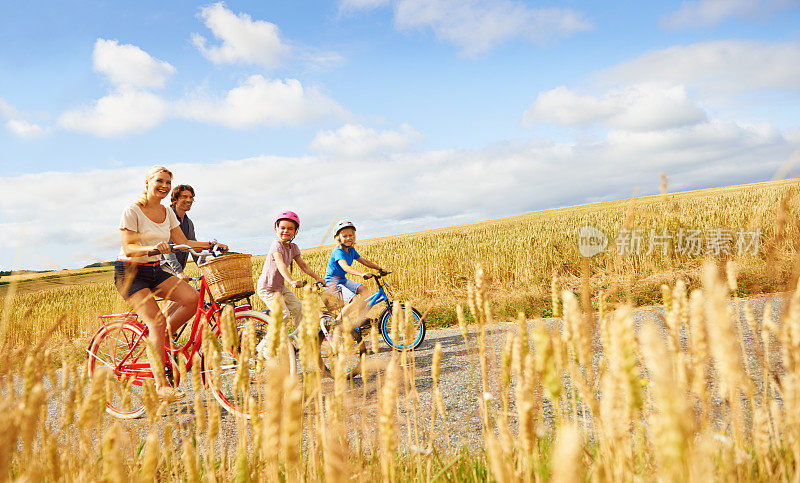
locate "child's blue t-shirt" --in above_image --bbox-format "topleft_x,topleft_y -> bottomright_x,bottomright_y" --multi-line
325,246 -> 360,283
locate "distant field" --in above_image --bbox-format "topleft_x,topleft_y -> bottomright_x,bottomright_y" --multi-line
0,267 -> 112,295
1,177 -> 799,346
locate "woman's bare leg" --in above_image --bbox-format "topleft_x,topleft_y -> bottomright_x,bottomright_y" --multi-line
154,277 -> 199,335
126,289 -> 176,395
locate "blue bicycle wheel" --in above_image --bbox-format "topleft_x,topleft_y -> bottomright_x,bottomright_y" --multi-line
379,305 -> 425,351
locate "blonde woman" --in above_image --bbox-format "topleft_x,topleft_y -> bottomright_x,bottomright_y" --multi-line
115,166 -> 227,400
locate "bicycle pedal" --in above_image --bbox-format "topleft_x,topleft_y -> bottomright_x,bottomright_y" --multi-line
164,366 -> 175,386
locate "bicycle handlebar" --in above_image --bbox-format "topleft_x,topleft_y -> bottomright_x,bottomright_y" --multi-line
146,243 -> 226,258
362,270 -> 391,280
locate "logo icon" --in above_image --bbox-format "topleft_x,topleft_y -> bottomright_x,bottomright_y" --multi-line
578,225 -> 608,258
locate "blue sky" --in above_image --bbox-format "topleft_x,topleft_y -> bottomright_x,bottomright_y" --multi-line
1,0 -> 799,270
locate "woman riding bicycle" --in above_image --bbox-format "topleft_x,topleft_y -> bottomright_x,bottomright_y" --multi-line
115,166 -> 227,400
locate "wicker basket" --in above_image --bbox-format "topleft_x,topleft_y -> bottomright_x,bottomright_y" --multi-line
199,253 -> 254,302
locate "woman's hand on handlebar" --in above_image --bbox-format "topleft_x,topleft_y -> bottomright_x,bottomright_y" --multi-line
146,242 -> 171,256
211,241 -> 229,253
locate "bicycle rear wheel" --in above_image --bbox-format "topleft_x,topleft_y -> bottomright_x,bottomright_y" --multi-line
86,321 -> 149,419
379,305 -> 426,350
207,310 -> 297,417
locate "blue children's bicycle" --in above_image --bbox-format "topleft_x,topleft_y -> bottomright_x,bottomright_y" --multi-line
320,271 -> 426,352
314,271 -> 426,376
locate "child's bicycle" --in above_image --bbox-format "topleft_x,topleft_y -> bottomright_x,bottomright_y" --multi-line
297,271 -> 426,377
85,245 -> 293,419
350,271 -> 426,351
263,271 -> 426,380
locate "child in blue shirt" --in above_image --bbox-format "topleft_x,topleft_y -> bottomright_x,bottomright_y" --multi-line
324,220 -> 386,325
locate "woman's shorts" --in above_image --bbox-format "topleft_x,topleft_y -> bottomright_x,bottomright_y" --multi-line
326,277 -> 363,303
114,261 -> 174,299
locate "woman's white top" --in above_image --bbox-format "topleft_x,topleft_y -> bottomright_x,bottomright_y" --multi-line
117,203 -> 179,263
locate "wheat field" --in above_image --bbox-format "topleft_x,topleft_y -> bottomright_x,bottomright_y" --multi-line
2,259 -> 800,481
2,179 -> 800,480
0,181 -> 800,482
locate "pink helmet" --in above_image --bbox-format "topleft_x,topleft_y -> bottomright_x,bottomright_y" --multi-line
275,211 -> 300,229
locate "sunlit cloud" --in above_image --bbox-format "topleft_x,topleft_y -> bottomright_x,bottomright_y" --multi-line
58,88 -> 169,137
177,75 -> 346,128
93,38 -> 176,88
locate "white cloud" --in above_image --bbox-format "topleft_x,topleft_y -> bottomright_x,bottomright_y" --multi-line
93,38 -> 176,88
2,116 -> 796,270
601,40 -> 800,95
524,84 -> 707,131
6,119 -> 44,138
58,88 -> 168,137
309,123 -> 425,157
54,40 -> 174,137
661,0 -> 798,29
177,75 -> 345,128
523,86 -> 616,126
191,2 -> 290,69
0,96 -> 45,138
392,0 -> 592,56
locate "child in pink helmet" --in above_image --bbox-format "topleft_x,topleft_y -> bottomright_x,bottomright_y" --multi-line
256,211 -> 325,329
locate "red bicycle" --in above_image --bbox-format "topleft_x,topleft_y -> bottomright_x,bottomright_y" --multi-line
85,245 -> 294,419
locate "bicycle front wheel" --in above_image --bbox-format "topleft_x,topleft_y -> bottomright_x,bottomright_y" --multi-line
379,305 -> 426,350
317,327 -> 365,379
207,310 -> 297,417
86,321 -> 148,419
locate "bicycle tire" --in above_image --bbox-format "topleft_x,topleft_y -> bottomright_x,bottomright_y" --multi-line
379,305 -> 426,351
86,321 -> 149,419
207,310 -> 297,417
317,326 -> 366,379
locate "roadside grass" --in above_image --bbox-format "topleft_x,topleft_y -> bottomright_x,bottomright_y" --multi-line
3,259 -> 800,480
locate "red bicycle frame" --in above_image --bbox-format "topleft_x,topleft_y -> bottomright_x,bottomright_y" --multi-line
89,274 -> 254,383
